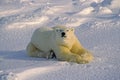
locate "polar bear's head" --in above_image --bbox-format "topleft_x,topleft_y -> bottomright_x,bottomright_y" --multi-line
53,26 -> 75,46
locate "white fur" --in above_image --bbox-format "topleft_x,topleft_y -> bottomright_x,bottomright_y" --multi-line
26,25 -> 93,64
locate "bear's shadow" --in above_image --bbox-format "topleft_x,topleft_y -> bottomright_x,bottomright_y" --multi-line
0,50 -> 51,61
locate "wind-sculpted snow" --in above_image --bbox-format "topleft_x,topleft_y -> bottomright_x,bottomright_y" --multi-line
0,0 -> 120,80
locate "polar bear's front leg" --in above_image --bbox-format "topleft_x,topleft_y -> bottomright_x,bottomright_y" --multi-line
71,39 -> 93,63
55,46 -> 86,64
26,43 -> 47,58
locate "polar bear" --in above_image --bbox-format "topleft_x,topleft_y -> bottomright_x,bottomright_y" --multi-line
26,25 -> 93,64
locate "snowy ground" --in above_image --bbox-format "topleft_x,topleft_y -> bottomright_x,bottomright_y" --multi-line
0,0 -> 120,80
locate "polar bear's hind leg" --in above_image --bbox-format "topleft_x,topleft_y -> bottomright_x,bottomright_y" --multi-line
26,43 -> 46,58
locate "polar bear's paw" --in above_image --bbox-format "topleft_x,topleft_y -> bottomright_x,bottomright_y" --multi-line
67,53 -> 93,64
79,52 -> 94,64
66,54 -> 88,64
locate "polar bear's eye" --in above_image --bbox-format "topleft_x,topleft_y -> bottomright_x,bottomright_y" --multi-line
59,29 -> 63,32
66,30 -> 69,32
56,29 -> 59,32
56,29 -> 63,32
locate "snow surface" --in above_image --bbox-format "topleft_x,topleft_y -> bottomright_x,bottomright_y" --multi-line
0,0 -> 120,80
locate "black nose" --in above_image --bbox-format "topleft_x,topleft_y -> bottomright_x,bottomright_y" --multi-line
61,32 -> 65,37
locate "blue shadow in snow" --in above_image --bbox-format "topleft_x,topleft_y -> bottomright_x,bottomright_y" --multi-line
0,50 -> 49,61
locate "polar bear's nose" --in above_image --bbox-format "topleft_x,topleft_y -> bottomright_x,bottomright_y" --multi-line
61,32 -> 66,37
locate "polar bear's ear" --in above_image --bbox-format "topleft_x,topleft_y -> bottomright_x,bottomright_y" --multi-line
70,28 -> 74,32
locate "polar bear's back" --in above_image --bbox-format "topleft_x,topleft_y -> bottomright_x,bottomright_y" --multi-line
31,27 -> 54,52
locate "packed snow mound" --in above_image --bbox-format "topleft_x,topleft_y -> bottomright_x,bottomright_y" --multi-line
77,7 -> 94,15
110,0 -> 120,9
98,7 -> 112,14
0,72 -> 18,80
17,64 -> 62,80
109,0 -> 120,15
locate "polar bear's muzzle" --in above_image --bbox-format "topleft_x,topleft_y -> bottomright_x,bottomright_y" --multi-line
61,32 -> 66,38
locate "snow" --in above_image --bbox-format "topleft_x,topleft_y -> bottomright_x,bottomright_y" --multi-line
77,7 -> 94,15
0,0 -> 120,80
